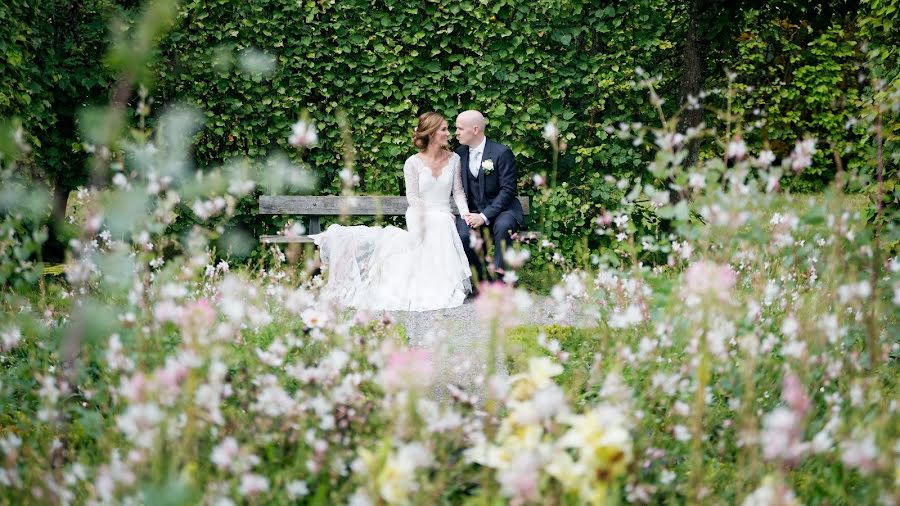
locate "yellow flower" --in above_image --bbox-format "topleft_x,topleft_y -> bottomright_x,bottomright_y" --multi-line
560,406 -> 632,482
527,357 -> 564,388
580,481 -> 611,506
502,422 -> 544,452
464,439 -> 511,469
510,357 -> 564,400
545,449 -> 585,491
376,455 -> 416,505
356,447 -> 378,474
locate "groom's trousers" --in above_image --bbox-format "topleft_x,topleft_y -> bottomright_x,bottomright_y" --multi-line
456,210 -> 520,282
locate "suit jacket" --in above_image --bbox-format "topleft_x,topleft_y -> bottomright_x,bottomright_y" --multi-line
454,138 -> 524,227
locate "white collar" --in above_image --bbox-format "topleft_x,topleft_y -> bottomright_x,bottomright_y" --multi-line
470,137 -> 487,154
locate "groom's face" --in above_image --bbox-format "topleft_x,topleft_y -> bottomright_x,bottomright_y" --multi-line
455,119 -> 477,146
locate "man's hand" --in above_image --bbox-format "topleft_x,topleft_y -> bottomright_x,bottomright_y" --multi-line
465,213 -> 485,228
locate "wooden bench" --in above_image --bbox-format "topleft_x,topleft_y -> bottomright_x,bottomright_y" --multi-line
258,195 -> 536,244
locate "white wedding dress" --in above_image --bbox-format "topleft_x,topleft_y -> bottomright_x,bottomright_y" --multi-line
310,153 -> 473,311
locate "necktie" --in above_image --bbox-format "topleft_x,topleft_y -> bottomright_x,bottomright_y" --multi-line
469,150 -> 480,177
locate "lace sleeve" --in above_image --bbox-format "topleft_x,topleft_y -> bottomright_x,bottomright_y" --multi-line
451,153 -> 469,216
404,156 -> 424,212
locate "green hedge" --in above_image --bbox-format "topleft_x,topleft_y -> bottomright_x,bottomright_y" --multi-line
150,0 -> 683,254
1,0 -> 120,184
151,0 -> 896,258
155,0 -> 670,192
2,0 -> 895,262
0,0 -> 124,260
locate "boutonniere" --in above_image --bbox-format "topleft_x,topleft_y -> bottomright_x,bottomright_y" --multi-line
481,159 -> 494,175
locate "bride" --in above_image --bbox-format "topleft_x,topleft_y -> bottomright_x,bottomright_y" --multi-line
310,112 -> 474,311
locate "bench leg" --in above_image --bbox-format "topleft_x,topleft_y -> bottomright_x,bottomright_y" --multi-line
308,216 -> 321,235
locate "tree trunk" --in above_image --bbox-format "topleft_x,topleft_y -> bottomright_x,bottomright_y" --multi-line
41,0 -> 89,262
43,180 -> 73,263
677,0 -> 707,181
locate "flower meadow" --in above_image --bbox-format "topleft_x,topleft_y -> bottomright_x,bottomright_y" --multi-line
2,83 -> 898,505
2,10 -> 899,506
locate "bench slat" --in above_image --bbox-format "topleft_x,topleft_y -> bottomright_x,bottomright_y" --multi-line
260,235 -> 315,244
261,231 -> 542,245
259,195 -> 531,216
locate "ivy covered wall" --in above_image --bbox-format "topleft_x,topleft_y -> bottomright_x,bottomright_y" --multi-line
2,0 -> 895,258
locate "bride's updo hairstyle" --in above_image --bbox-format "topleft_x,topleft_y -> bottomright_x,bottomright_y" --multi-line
412,112 -> 445,151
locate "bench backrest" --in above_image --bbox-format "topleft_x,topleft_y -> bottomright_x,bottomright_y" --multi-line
259,195 -> 530,216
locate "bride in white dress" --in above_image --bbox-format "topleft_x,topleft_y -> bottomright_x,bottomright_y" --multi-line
310,112 -> 474,311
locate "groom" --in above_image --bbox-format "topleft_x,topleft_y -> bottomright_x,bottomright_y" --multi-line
454,110 -> 524,283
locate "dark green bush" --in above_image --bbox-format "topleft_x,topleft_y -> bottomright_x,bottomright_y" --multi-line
3,0 -> 895,265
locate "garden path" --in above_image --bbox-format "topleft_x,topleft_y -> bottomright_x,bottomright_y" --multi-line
393,296 -> 592,400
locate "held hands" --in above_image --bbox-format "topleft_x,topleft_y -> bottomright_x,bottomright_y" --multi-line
464,212 -> 485,228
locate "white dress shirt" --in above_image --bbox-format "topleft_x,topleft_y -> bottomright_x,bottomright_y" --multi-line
467,137 -> 489,225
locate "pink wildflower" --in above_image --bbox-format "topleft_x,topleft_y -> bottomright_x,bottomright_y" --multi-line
789,138 -> 816,172
239,473 -> 270,496
120,373 -> 147,403
474,281 -> 530,331
179,299 -> 215,338
155,359 -> 188,391
841,435 -> 879,475
727,136 -> 747,160
288,120 -> 318,147
682,261 -> 737,306
380,347 -> 432,392
497,452 -> 541,505
211,437 -> 240,471
781,371 -> 810,415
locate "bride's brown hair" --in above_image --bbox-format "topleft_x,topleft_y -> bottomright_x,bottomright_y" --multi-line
412,112 -> 447,151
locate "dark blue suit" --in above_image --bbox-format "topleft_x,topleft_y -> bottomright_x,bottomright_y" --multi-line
454,139 -> 524,281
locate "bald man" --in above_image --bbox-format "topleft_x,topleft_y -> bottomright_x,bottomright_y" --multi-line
454,110 -> 524,282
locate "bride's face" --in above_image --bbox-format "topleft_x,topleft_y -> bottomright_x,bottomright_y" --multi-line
434,121 -> 450,148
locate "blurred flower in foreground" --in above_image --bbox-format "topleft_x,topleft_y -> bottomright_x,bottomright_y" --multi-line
289,120 -> 318,147
559,404 -> 632,483
509,356 -> 563,399
755,149 -> 776,168
742,475 -> 801,506
655,131 -> 685,151
542,121 -> 559,143
379,347 -> 432,393
356,442 -> 432,505
238,47 -> 276,76
841,434 -> 879,475
727,136 -> 747,160
503,248 -> 531,270
474,281 -> 532,332
789,138 -> 816,172
1,326 -> 21,351
681,260 -> 737,306
760,370 -> 811,465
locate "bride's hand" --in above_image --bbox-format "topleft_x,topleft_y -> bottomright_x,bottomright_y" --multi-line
465,213 -> 485,228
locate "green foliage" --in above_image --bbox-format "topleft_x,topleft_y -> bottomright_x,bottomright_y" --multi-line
730,11 -> 866,192
2,0 -> 896,267
0,0 -> 130,262
151,0 -> 679,260
149,0 -> 895,266
0,121 -> 49,293
0,0 -> 121,187
533,182 -> 603,259
859,0 -> 900,83
1,2 -> 897,503
506,325 -> 598,390
156,0 -> 667,178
